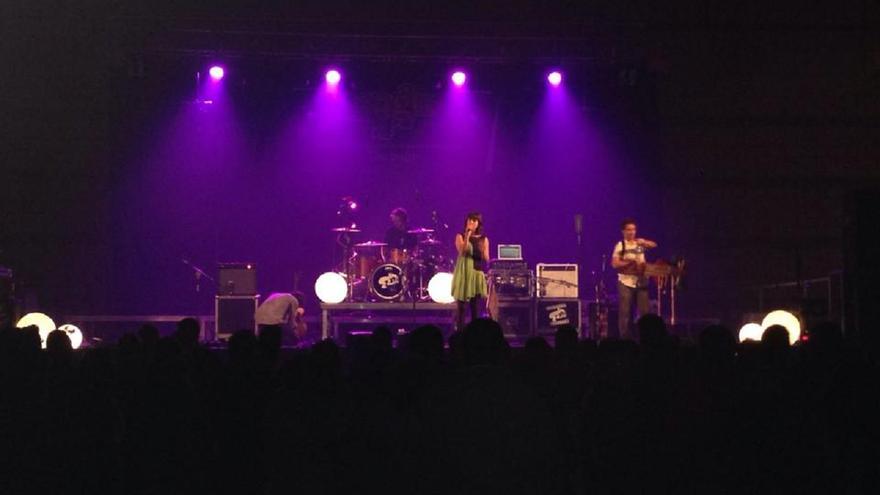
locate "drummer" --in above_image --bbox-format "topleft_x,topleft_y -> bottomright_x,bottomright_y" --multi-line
384,207 -> 418,252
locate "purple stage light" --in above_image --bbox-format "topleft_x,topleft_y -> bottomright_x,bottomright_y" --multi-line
325,69 -> 341,85
209,66 -> 225,81
451,71 -> 467,87
547,71 -> 563,86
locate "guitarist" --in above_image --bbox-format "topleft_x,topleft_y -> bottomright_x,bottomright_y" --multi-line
610,218 -> 657,340
255,291 -> 307,342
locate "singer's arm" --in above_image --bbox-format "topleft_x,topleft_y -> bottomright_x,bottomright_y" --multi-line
455,233 -> 468,255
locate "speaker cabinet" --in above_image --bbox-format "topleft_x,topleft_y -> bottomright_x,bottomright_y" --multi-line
217,263 -> 257,296
535,299 -> 581,336
495,299 -> 534,338
215,295 -> 259,340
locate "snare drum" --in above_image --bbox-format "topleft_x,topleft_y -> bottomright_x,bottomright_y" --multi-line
370,264 -> 404,300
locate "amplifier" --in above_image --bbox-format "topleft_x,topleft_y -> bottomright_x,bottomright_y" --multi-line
536,263 -> 578,298
535,299 -> 581,336
215,295 -> 260,340
495,300 -> 534,337
488,269 -> 533,297
217,262 -> 257,296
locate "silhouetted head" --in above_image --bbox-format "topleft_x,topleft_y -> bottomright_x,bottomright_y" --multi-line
806,321 -> 842,356
554,324 -> 578,352
19,325 -> 41,354
175,317 -> 200,349
46,329 -> 72,357
371,325 -> 393,351
698,324 -> 735,362
637,313 -> 667,348
258,325 -> 282,357
137,324 -> 160,347
462,318 -> 508,366
407,324 -> 444,360
118,332 -> 140,356
228,329 -> 258,367
761,324 -> 790,350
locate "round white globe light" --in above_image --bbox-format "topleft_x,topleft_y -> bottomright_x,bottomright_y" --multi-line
738,322 -> 764,343
315,272 -> 347,304
16,312 -> 57,349
761,310 -> 801,345
427,272 -> 455,304
58,324 -> 84,350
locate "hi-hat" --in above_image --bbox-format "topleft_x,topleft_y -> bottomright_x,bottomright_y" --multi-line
419,239 -> 442,246
407,227 -> 435,234
354,241 -> 388,247
332,227 -> 362,233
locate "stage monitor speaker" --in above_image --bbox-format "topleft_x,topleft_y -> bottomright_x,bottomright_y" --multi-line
217,263 -> 257,295
215,295 -> 259,340
536,263 -> 578,298
495,300 -> 534,338
535,299 -> 581,336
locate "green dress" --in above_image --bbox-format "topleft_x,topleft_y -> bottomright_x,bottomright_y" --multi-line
451,236 -> 488,301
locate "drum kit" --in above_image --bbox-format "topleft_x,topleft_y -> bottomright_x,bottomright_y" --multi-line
331,226 -> 453,302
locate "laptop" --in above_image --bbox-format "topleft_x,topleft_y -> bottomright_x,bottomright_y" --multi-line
497,244 -> 523,261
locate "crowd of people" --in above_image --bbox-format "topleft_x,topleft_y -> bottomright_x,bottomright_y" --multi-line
0,315 -> 876,494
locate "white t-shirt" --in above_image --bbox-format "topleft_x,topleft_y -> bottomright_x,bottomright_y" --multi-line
613,241 -> 646,288
255,293 -> 300,326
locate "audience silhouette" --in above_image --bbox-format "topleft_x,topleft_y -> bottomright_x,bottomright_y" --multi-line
0,315 -> 875,494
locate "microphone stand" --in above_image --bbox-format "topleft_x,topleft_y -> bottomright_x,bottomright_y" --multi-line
182,259 -> 215,293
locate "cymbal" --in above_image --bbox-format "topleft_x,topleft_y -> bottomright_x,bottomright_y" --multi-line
354,241 -> 387,247
407,227 -> 435,234
419,239 -> 443,246
332,227 -> 361,233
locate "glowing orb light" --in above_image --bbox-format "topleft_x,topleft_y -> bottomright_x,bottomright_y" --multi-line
451,71 -> 467,87
208,66 -> 225,81
427,272 -> 455,304
325,69 -> 341,85
315,272 -> 347,304
738,322 -> 764,343
761,310 -> 801,345
547,71 -> 563,86
58,324 -> 84,350
16,312 -> 57,349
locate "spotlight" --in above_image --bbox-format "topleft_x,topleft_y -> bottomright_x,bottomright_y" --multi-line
16,312 -> 57,349
58,324 -> 84,350
761,310 -> 801,345
547,71 -> 563,86
315,272 -> 347,304
208,66 -> 225,81
738,323 -> 764,343
451,71 -> 467,87
325,69 -> 341,85
427,272 -> 455,304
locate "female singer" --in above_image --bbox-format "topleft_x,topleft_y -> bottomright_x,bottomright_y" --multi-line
451,212 -> 490,331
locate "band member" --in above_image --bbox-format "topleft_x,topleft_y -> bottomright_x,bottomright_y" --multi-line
255,291 -> 307,340
384,207 -> 418,251
611,218 -> 657,340
451,212 -> 489,331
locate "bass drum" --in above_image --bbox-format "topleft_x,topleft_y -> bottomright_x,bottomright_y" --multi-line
370,264 -> 404,300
